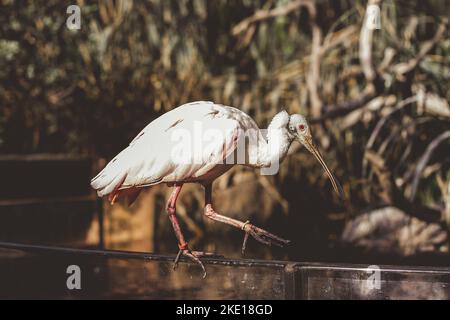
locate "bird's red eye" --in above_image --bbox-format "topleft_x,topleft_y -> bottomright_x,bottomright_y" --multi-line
298,124 -> 305,131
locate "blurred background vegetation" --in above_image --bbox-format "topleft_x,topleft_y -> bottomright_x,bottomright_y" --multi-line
0,0 -> 449,263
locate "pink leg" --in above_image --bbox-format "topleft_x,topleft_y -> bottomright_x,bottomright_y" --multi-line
166,185 -> 188,250
166,184 -> 218,278
203,183 -> 290,255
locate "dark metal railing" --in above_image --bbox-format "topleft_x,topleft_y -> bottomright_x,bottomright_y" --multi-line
1,241 -> 450,299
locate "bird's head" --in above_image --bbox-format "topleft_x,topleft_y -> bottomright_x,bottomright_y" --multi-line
288,114 -> 345,200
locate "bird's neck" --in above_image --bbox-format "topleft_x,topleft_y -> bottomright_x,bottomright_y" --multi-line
257,127 -> 292,168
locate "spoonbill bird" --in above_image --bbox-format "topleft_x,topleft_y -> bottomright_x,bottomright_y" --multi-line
91,101 -> 344,277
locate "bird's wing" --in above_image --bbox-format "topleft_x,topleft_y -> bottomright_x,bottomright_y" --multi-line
91,101 -> 260,196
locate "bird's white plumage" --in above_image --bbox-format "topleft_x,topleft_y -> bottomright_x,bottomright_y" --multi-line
91,101 -> 265,196
90,100 -> 344,276
91,101 -> 345,202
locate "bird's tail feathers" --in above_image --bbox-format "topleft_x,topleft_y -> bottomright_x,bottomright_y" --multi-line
91,155 -> 128,197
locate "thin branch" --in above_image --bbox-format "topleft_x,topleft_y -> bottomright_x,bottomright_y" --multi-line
364,150 -> 443,224
365,96 -> 418,151
410,130 -> 450,202
391,21 -> 447,80
231,0 -> 314,36
362,96 -> 418,179
309,87 -> 376,124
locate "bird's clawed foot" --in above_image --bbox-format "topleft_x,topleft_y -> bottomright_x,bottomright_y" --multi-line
241,221 -> 290,255
173,245 -> 222,278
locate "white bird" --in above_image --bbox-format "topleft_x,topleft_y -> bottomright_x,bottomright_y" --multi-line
91,101 -> 344,277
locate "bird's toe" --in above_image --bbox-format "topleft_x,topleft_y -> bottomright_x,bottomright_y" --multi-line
173,248 -> 211,278
243,223 -> 290,248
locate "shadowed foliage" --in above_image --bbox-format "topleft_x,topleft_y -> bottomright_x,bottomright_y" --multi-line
1,0 -> 449,258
